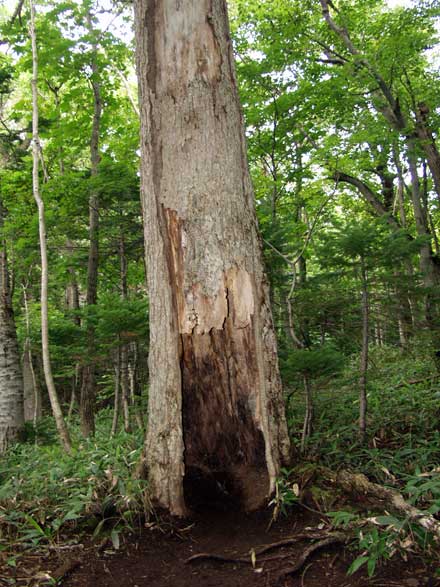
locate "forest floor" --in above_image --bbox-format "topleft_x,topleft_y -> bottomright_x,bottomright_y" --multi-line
1,347 -> 439,586
4,506 -> 438,587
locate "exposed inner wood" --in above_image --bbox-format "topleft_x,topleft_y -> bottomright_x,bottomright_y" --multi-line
163,208 -> 269,510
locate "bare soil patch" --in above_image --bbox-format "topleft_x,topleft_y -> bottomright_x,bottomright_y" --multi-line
56,507 -> 439,587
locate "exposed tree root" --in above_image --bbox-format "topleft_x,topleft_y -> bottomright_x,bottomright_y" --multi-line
185,552 -> 251,565
322,468 -> 440,540
185,530 -> 348,571
274,534 -> 347,584
252,530 -> 339,556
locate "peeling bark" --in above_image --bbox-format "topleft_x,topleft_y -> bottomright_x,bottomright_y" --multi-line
135,0 -> 290,515
22,283 -> 41,424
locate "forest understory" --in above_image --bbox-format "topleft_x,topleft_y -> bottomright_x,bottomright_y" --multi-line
1,345 -> 440,586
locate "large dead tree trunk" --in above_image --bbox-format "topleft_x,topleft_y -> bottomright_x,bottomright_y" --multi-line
0,199 -> 24,453
134,0 -> 290,516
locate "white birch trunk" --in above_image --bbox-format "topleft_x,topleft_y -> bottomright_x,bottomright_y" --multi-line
30,0 -> 72,454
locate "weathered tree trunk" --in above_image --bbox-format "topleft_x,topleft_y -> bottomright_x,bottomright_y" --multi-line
30,0 -> 72,454
134,0 -> 290,515
0,199 -> 24,453
22,284 -> 42,424
80,11 -> 102,437
22,341 -> 41,423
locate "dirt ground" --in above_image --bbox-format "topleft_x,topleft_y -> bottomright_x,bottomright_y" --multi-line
2,506 -> 439,586
54,507 -> 439,587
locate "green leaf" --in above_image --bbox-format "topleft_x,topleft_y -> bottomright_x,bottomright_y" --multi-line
348,555 -> 369,575
111,529 -> 120,550
367,556 -> 377,577
23,514 -> 46,537
92,518 -> 106,540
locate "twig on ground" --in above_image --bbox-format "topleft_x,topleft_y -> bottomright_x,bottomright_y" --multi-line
185,552 -> 251,565
301,561 -> 313,587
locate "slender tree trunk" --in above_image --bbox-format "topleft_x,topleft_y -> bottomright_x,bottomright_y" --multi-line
118,233 -> 131,433
394,273 -> 412,348
80,11 -> 102,437
359,258 -> 369,442
65,239 -> 80,420
128,343 -> 144,431
300,374 -> 313,454
407,148 -> 440,340
394,147 -> 418,330
407,142 -> 440,294
111,346 -> 121,438
134,0 -> 290,515
0,199 -> 24,453
30,0 -> 72,454
120,343 -> 131,433
67,384 -> 76,420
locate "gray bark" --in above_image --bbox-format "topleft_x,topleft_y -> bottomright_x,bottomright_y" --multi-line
415,104 -> 440,206
22,285 -> 41,424
0,200 -> 24,453
135,0 -> 290,515
407,141 -> 440,290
